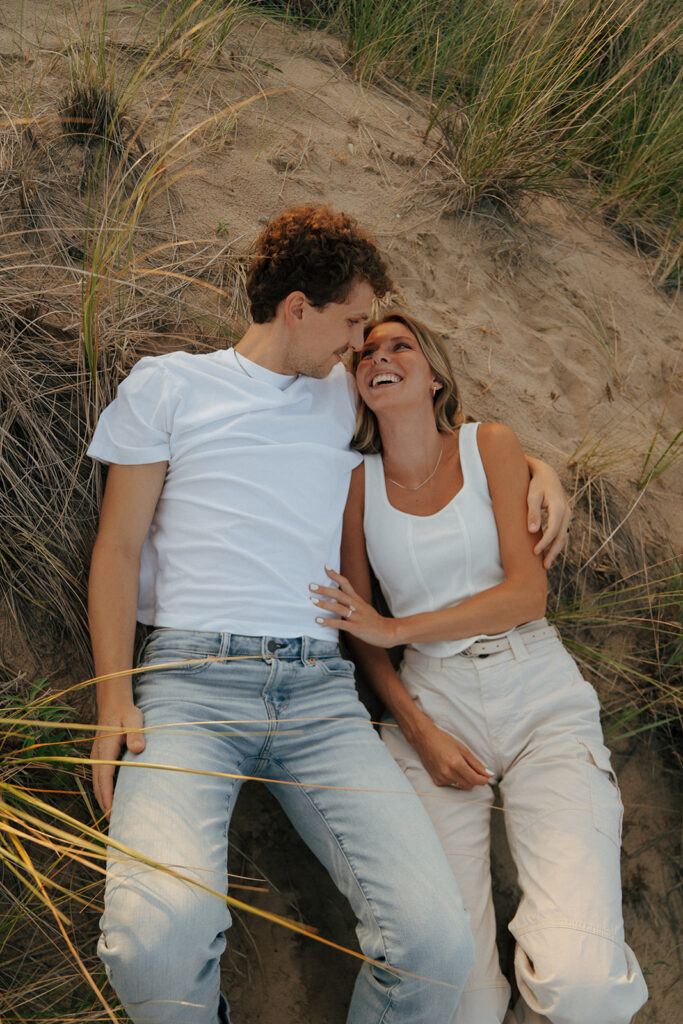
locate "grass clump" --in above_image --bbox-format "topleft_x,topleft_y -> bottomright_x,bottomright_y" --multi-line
550,473 -> 682,752
0,0 -> 258,659
265,0 -> 681,280
61,84 -> 125,154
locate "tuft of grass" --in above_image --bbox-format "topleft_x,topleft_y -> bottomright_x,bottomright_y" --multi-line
265,0 -> 681,279
579,1 -> 682,288
552,560 -> 682,744
549,473 -> 682,748
564,285 -> 624,384
60,84 -> 125,154
0,0 -> 263,659
637,427 -> 683,490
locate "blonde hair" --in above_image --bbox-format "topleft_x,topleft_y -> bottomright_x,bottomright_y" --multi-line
351,312 -> 466,454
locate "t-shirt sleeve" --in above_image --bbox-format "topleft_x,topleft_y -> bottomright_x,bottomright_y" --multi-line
87,357 -> 176,465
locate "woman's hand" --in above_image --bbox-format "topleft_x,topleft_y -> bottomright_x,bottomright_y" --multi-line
310,567 -> 398,647
409,718 -> 493,790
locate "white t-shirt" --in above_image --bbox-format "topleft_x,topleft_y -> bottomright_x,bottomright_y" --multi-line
87,348 -> 361,638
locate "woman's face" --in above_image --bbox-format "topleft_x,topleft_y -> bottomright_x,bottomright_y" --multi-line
355,321 -> 439,413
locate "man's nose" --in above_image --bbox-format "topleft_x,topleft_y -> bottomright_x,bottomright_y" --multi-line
348,329 -> 366,352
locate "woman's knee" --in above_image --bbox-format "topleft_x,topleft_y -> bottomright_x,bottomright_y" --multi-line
514,930 -> 647,1024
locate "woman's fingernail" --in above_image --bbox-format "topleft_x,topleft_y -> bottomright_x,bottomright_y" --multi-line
315,617 -> 326,624
310,597 -> 320,605
309,584 -> 319,591
484,767 -> 495,776
529,522 -> 538,532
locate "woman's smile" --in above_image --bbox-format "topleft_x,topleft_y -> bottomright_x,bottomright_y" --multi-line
369,371 -> 403,388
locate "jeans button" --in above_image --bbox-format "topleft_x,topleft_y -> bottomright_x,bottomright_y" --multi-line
267,639 -> 278,654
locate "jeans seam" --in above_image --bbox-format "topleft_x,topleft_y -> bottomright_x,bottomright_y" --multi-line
377,989 -> 394,1023
255,701 -> 277,769
512,919 -> 625,943
271,757 -> 396,982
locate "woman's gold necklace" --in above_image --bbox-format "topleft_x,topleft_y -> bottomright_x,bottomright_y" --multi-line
383,442 -> 444,492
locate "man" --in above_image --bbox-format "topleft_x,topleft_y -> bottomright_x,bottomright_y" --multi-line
88,206 -> 567,1024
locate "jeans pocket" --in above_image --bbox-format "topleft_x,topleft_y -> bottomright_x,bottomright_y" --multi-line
578,737 -> 623,847
138,631 -> 214,677
316,656 -> 357,678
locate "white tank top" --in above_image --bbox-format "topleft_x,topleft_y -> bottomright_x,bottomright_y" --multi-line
363,422 -> 506,657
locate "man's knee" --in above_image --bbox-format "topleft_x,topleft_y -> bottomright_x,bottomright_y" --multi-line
397,895 -> 475,991
99,871 -> 229,998
514,929 -> 647,1024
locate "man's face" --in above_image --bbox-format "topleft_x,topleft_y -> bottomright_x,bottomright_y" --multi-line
285,280 -> 375,379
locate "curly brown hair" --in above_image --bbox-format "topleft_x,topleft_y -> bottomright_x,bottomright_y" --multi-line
246,206 -> 391,323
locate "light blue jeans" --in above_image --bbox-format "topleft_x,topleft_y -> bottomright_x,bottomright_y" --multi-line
98,630 -> 474,1024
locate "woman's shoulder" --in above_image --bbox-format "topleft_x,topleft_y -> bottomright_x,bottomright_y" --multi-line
475,423 -> 528,488
475,421 -> 522,452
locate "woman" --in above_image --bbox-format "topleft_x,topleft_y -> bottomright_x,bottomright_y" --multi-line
310,313 -> 647,1024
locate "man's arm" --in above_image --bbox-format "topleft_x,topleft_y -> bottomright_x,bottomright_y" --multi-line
89,461 -> 167,818
524,455 -> 571,567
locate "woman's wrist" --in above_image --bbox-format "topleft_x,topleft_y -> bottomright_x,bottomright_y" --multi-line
394,702 -> 435,748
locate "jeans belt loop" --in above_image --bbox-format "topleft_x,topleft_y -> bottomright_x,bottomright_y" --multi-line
219,631 -> 232,660
301,635 -> 310,665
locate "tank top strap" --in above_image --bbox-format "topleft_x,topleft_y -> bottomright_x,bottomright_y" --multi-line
363,452 -> 389,510
458,422 -> 490,499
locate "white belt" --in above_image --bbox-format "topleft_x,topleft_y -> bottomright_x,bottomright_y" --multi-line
461,619 -> 557,659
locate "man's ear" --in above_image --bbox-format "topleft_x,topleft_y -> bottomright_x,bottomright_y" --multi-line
283,291 -> 307,323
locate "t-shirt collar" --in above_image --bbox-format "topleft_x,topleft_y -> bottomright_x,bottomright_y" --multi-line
227,347 -> 299,390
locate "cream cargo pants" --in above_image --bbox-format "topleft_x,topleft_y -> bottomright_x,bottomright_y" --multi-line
381,628 -> 648,1024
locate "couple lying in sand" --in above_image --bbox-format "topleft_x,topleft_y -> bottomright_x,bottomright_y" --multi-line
88,206 -> 647,1024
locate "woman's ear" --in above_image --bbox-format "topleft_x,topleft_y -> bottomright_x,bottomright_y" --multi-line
431,379 -> 443,394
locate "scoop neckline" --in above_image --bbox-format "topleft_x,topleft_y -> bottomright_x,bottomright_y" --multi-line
378,424 -> 470,519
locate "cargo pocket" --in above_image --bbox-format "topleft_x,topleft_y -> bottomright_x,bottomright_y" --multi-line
578,737 -> 623,847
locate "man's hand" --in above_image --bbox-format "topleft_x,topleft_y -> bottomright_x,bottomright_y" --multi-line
91,705 -> 145,820
526,457 -> 571,568
410,719 -> 493,790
